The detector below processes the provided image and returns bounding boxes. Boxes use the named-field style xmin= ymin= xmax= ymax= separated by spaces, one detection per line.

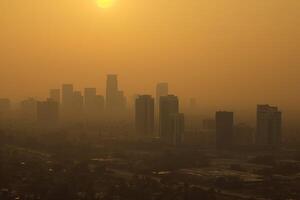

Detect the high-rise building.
xmin=73 ymin=91 xmax=84 ymax=121
xmin=49 ymin=89 xmax=60 ymax=103
xmin=62 ymin=84 xmax=74 ymax=108
xmin=84 ymin=88 xmax=104 ymax=121
xmin=135 ymin=95 xmax=154 ymax=135
xmin=61 ymin=84 xmax=74 ymax=120
xmin=170 ymin=113 xmax=185 ymax=146
xmin=106 ymin=74 xmax=118 ymax=110
xmin=20 ymin=98 xmax=37 ymax=122
xmin=106 ymin=74 xmax=126 ymax=115
xmin=84 ymin=88 xmax=97 ymax=117
xmin=159 ymin=95 xmax=179 ymax=142
xmin=256 ymin=105 xmax=282 ymax=146
xmin=37 ymin=98 xmax=59 ymax=125
xmin=95 ymin=95 xmax=105 ymax=115
xmin=156 ymin=83 xmax=168 ymax=107
xmin=216 ymin=111 xmax=234 ymax=150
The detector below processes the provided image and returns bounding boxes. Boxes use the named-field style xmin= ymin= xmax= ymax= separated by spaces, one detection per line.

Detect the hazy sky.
xmin=0 ymin=0 xmax=300 ymax=109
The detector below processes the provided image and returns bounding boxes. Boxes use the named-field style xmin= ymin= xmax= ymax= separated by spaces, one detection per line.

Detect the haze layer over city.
xmin=1 ymin=0 xmax=300 ymax=107
xmin=1 ymin=0 xmax=300 ymax=200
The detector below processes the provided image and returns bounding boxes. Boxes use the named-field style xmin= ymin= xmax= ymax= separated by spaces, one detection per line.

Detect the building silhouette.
xmin=256 ymin=104 xmax=282 ymax=146
xmin=62 ymin=84 xmax=73 ymax=108
xmin=106 ymin=74 xmax=126 ymax=116
xmin=156 ymin=83 xmax=168 ymax=108
xmin=159 ymin=95 xmax=179 ymax=143
xmin=84 ymin=88 xmax=97 ymax=119
xmin=37 ymin=98 xmax=59 ymax=125
xmin=73 ymin=91 xmax=84 ymax=121
xmin=94 ymin=95 xmax=105 ymax=117
xmin=170 ymin=113 xmax=185 ymax=146
xmin=49 ymin=89 xmax=60 ymax=104
xmin=20 ymin=98 xmax=37 ymax=122
xmin=62 ymin=84 xmax=74 ymax=121
xmin=84 ymin=88 xmax=104 ymax=122
xmin=135 ymin=95 xmax=154 ymax=136
xmin=216 ymin=111 xmax=234 ymax=150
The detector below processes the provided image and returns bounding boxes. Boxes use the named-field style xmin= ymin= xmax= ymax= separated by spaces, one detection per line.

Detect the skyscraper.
xmin=156 ymin=83 xmax=168 ymax=108
xmin=170 ymin=113 xmax=185 ymax=146
xmin=62 ymin=84 xmax=73 ymax=107
xmin=49 ymin=89 xmax=60 ymax=104
xmin=84 ymin=88 xmax=104 ymax=121
xmin=61 ymin=84 xmax=74 ymax=121
xmin=73 ymin=91 xmax=84 ymax=121
xmin=106 ymin=74 xmax=118 ymax=110
xmin=20 ymin=98 xmax=37 ymax=122
xmin=105 ymin=74 xmax=126 ymax=115
xmin=256 ymin=105 xmax=282 ymax=146
xmin=159 ymin=95 xmax=179 ymax=142
xmin=135 ymin=95 xmax=154 ymax=135
xmin=37 ymin=98 xmax=59 ymax=125
xmin=95 ymin=95 xmax=105 ymax=115
xmin=216 ymin=111 xmax=234 ymax=150
xmin=84 ymin=88 xmax=97 ymax=118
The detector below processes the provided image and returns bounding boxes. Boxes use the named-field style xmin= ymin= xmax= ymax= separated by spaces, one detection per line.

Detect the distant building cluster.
xmin=0 ymin=74 xmax=282 ymax=148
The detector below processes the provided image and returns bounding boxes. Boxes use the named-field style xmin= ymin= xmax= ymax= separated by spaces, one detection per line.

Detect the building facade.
xmin=256 ymin=105 xmax=282 ymax=146
xmin=135 ymin=95 xmax=154 ymax=135
xmin=216 ymin=111 xmax=234 ymax=150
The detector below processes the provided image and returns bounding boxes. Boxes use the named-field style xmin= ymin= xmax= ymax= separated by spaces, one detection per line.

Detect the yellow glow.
xmin=96 ymin=0 xmax=114 ymax=8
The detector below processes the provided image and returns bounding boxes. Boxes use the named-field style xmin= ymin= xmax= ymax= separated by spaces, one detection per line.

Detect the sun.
xmin=96 ymin=0 xmax=114 ymax=8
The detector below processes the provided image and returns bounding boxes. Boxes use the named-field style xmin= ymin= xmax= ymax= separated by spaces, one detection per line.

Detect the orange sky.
xmin=0 ymin=0 xmax=300 ymax=109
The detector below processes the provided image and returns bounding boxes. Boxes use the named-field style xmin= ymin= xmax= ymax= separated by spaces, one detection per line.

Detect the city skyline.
xmin=1 ymin=1 xmax=299 ymax=199
xmin=0 ymin=75 xmax=295 ymax=112
xmin=1 ymin=0 xmax=300 ymax=108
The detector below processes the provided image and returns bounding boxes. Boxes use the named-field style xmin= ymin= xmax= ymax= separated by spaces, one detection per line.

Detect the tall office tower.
xmin=95 ymin=95 xmax=105 ymax=115
xmin=170 ymin=113 xmax=185 ymax=146
xmin=117 ymin=90 xmax=127 ymax=110
xmin=135 ymin=95 xmax=155 ymax=136
xmin=73 ymin=91 xmax=84 ymax=121
xmin=256 ymin=105 xmax=282 ymax=146
xmin=84 ymin=88 xmax=104 ymax=121
xmin=216 ymin=111 xmax=234 ymax=150
xmin=106 ymin=74 xmax=118 ymax=110
xmin=37 ymin=98 xmax=59 ymax=125
xmin=61 ymin=84 xmax=74 ymax=117
xmin=20 ymin=98 xmax=37 ymax=122
xmin=156 ymin=83 xmax=168 ymax=107
xmin=84 ymin=88 xmax=97 ymax=119
xmin=106 ymin=74 xmax=126 ymax=115
xmin=49 ymin=89 xmax=60 ymax=103
xmin=159 ymin=95 xmax=179 ymax=142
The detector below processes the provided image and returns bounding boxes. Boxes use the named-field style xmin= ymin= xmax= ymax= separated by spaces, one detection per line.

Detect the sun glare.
xmin=96 ymin=0 xmax=114 ymax=8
